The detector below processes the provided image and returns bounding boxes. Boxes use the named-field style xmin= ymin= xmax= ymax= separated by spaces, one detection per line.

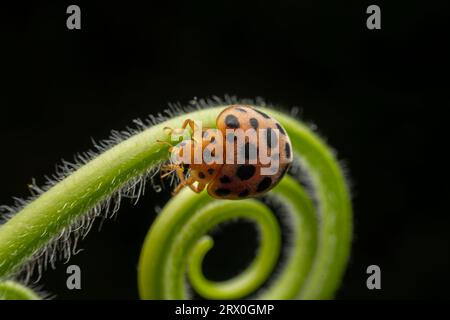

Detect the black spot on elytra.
xmin=266 ymin=128 xmax=278 ymax=149
xmin=219 ymin=175 xmax=232 ymax=183
xmin=235 ymin=107 xmax=247 ymax=112
xmin=257 ymin=177 xmax=272 ymax=192
xmin=225 ymin=114 xmax=240 ymax=128
xmin=198 ymin=172 xmax=206 ymax=179
xmin=285 ymin=142 xmax=291 ymax=159
xmin=254 ymin=109 xmax=271 ymax=119
xmin=238 ymin=189 xmax=250 ymax=197
xmin=276 ymin=123 xmax=286 ymax=135
xmin=207 ymin=168 xmax=215 ymax=175
xmin=210 ymin=136 xmax=216 ymax=143
xmin=250 ymin=118 xmax=259 ymax=130
xmin=236 ymin=164 xmax=256 ymax=180
xmin=215 ymin=188 xmax=231 ymax=196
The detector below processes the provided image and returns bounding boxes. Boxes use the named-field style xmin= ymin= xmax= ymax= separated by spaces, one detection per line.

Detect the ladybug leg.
xmin=188 ymin=181 xmax=206 ymax=193
xmin=160 ymin=164 xmax=181 ymax=187
xmin=156 ymin=140 xmax=174 ymax=152
xmin=174 ymin=164 xmax=187 ymax=181
xmin=172 ymin=183 xmax=185 ymax=195
xmin=158 ymin=123 xmax=180 ymax=145
xmin=181 ymin=119 xmax=197 ymax=131
xmin=166 ymin=119 xmax=205 ymax=145
xmin=163 ymin=119 xmax=197 ymax=137
xmin=181 ymin=119 xmax=204 ymax=145
xmin=163 ymin=120 xmax=196 ymax=145
xmin=173 ymin=176 xmax=197 ymax=195
xmin=167 ymin=164 xmax=194 ymax=195
xmin=161 ymin=163 xmax=183 ymax=178
xmin=162 ymin=126 xmax=175 ymax=136
xmin=172 ymin=172 xmax=206 ymax=195
xmin=160 ymin=167 xmax=175 ymax=179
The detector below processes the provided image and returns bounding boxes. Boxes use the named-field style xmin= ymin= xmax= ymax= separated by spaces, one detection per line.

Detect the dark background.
xmin=1 ymin=0 xmax=449 ymax=299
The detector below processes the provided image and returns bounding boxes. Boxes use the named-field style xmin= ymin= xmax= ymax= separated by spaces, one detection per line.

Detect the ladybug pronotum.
xmin=161 ymin=105 xmax=293 ymax=199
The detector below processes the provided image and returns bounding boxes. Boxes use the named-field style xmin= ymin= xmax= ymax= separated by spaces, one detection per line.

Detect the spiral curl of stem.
xmin=138 ymin=108 xmax=352 ymax=299
xmin=0 ymin=103 xmax=352 ymax=299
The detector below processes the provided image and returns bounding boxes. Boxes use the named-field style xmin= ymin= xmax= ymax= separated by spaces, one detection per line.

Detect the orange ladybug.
xmin=161 ymin=105 xmax=293 ymax=199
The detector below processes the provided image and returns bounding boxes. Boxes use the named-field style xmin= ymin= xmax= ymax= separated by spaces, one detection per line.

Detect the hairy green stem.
xmin=0 ymin=108 xmax=218 ymax=277
xmin=0 ymin=104 xmax=352 ymax=300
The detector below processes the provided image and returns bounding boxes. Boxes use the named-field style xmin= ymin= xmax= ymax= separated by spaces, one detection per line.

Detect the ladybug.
xmin=161 ymin=105 xmax=293 ymax=199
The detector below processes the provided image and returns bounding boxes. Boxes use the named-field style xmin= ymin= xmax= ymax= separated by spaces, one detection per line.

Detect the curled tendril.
xmin=0 ymin=103 xmax=351 ymax=300
xmin=139 ymin=109 xmax=352 ymax=299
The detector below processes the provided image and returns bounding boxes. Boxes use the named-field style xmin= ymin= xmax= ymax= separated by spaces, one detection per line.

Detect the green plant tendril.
xmin=0 ymin=281 xmax=41 ymax=300
xmin=138 ymin=109 xmax=352 ymax=299
xmin=0 ymin=105 xmax=352 ymax=300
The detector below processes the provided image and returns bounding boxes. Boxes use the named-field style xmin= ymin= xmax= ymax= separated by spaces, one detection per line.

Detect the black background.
xmin=1 ymin=0 xmax=449 ymax=299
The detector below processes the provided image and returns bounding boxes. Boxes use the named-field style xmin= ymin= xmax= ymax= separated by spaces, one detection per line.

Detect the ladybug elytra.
xmin=161 ymin=105 xmax=293 ymax=199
